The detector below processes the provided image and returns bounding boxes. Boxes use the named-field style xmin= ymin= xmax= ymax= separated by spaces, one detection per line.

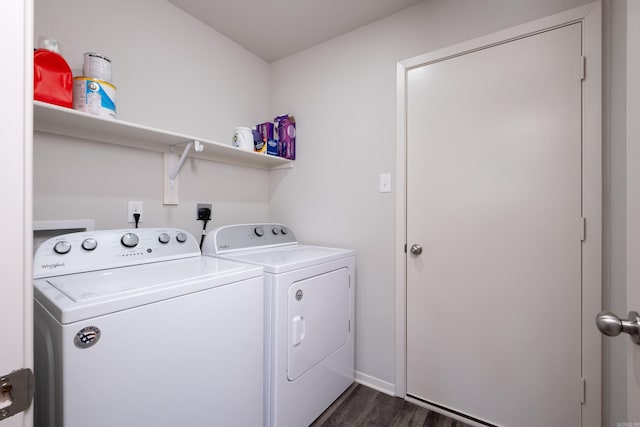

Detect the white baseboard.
xmin=354 ymin=371 xmax=395 ymax=396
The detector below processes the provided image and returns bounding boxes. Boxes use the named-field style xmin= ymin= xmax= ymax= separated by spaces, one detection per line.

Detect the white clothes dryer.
xmin=201 ymin=223 xmax=355 ymax=427
xmin=33 ymin=228 xmax=264 ymax=427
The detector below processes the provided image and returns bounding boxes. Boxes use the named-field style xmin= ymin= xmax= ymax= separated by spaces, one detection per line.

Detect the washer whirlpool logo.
xmin=74 ymin=326 xmax=101 ymax=349
xmin=41 ymin=262 xmax=65 ymax=270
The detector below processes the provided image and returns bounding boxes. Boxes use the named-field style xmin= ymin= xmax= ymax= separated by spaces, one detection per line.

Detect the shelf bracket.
xmin=170 ymin=140 xmax=203 ymax=183
xmin=163 ymin=140 xmax=204 ymax=205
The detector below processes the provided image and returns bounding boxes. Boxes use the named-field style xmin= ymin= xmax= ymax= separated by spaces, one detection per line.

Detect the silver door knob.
xmin=595 ymin=311 xmax=640 ymax=345
xmin=410 ymin=244 xmax=423 ymax=256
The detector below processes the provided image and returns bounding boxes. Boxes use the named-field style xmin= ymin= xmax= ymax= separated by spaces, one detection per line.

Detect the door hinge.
xmin=580 ymin=56 xmax=586 ymax=81
xmin=0 ymin=368 xmax=35 ymax=420
xmin=348 ymin=320 xmax=351 ymax=333
xmin=404 ymin=243 xmax=407 ymax=253
xmin=580 ymin=217 xmax=586 ymax=241
xmin=580 ymin=377 xmax=585 ymax=404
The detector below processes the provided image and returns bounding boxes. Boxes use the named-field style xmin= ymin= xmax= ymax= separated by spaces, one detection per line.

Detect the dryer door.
xmin=287 ymin=267 xmax=350 ymax=381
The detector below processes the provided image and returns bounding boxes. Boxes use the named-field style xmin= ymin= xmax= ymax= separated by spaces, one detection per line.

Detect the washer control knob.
xmin=254 ymin=226 xmax=265 ymax=237
xmin=53 ymin=241 xmax=71 ymax=254
xmin=121 ymin=233 xmax=139 ymax=248
xmin=272 ymin=227 xmax=280 ymax=235
xmin=281 ymin=227 xmax=289 ymax=235
xmin=158 ymin=233 xmax=170 ymax=244
xmin=81 ymin=238 xmax=98 ymax=251
xmin=176 ymin=232 xmax=188 ymax=243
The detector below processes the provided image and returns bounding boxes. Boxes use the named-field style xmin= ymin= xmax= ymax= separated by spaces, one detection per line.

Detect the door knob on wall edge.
xmin=410 ymin=244 xmax=423 ymax=256
xmin=595 ymin=311 xmax=640 ymax=345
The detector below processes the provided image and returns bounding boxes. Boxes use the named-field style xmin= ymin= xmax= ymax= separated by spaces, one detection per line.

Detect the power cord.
xmin=133 ymin=213 xmax=141 ymax=229
xmin=197 ymin=207 xmax=212 ymax=249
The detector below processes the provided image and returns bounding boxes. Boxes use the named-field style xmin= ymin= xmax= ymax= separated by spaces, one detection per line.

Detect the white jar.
xmin=232 ymin=127 xmax=254 ymax=151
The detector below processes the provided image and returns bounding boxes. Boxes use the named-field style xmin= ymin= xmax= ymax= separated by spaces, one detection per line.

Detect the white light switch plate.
xmin=379 ymin=173 xmax=391 ymax=193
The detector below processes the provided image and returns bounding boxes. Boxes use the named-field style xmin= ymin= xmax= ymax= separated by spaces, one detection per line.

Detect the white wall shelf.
xmin=33 ymin=100 xmax=293 ymax=170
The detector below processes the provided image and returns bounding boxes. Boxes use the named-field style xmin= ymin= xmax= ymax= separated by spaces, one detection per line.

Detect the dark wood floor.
xmin=310 ymin=384 xmax=474 ymax=427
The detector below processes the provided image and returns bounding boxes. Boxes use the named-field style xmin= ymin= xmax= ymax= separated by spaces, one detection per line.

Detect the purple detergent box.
xmin=256 ymin=122 xmax=274 ymax=154
xmin=274 ymin=114 xmax=296 ymax=160
xmin=253 ymin=128 xmax=266 ymax=153
xmin=257 ymin=122 xmax=274 ymax=141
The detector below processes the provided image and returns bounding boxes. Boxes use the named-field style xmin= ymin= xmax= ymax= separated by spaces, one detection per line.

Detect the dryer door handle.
xmin=292 ymin=315 xmax=306 ymax=347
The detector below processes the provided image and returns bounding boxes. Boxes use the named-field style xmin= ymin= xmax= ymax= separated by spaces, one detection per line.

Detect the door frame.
xmin=627 ymin=0 xmax=640 ymax=421
xmin=394 ymin=2 xmax=602 ymax=425
xmin=0 ymin=0 xmax=34 ymax=425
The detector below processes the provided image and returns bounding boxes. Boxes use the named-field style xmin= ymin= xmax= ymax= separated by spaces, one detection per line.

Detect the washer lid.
xmin=34 ymin=256 xmax=263 ymax=324
xmin=219 ymin=245 xmax=354 ymax=274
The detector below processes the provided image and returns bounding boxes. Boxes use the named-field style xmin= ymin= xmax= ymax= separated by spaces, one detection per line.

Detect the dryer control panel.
xmin=204 ymin=223 xmax=298 ymax=255
xmin=34 ymin=228 xmax=200 ymax=279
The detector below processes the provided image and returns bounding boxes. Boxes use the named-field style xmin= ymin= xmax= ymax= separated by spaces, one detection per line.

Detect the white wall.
xmin=34 ymin=0 xmax=270 ymax=140
xmin=33 ymin=0 xmax=273 ymax=239
xmin=33 ymin=132 xmax=271 ymax=239
xmin=269 ymin=0 xmax=597 ymax=391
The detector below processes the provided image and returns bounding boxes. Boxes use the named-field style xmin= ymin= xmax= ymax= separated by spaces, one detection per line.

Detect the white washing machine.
xmin=201 ymin=223 xmax=355 ymax=427
xmin=33 ymin=228 xmax=265 ymax=427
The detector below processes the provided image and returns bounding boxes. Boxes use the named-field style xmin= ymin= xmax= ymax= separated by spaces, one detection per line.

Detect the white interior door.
xmin=405 ymin=24 xmax=583 ymax=426
xmin=0 ymin=0 xmax=33 ymax=426
xmin=627 ymin=0 xmax=640 ymax=422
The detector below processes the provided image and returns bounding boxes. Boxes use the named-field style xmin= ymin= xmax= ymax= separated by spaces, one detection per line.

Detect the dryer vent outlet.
xmin=197 ymin=203 xmax=212 ymax=220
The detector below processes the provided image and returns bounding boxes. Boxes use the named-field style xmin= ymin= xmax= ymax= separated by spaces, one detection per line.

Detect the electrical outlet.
xmin=128 ymin=201 xmax=143 ymax=223
xmin=197 ymin=203 xmax=212 ymax=220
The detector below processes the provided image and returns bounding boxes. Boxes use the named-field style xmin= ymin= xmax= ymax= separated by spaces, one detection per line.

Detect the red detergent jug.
xmin=34 ymin=48 xmax=73 ymax=108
